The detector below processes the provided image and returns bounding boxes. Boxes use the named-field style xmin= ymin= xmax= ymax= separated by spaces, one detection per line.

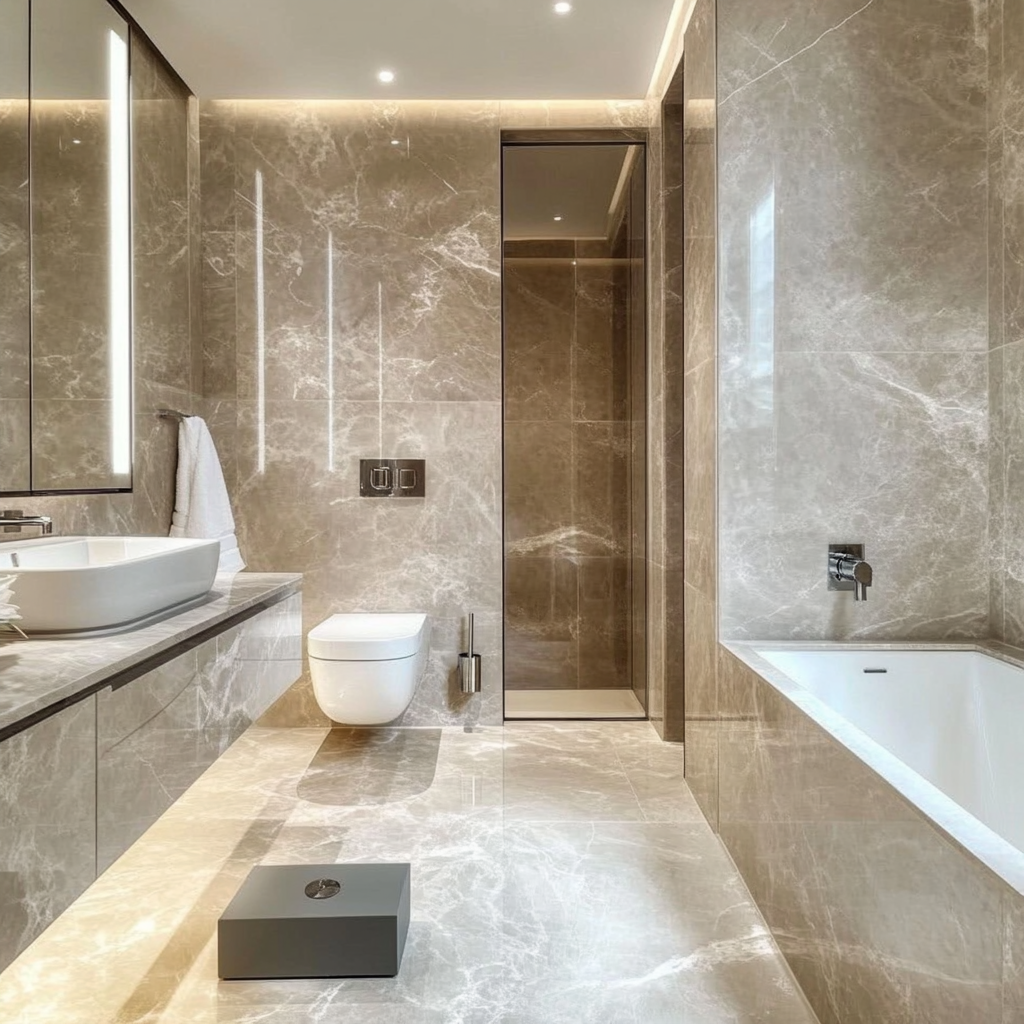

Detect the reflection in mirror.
xmin=0 ymin=1 xmax=30 ymax=493
xmin=30 ymin=0 xmax=131 ymax=492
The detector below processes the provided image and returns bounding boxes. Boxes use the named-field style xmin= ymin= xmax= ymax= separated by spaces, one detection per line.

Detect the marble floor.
xmin=0 ymin=721 xmax=817 ymax=1024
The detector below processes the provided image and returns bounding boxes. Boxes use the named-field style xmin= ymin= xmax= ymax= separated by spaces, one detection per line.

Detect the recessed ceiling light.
xmin=553 ymin=215 xmax=563 ymax=221
xmin=554 ymin=2 xmax=573 ymax=14
xmin=72 ymin=138 xmax=82 ymax=145
xmin=390 ymin=139 xmax=402 ymax=146
xmin=378 ymin=69 xmax=395 ymax=84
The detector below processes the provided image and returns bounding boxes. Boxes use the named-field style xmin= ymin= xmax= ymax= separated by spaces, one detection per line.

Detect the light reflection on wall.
xmin=748 ymin=183 xmax=776 ymax=429
xmin=255 ymin=169 xmax=266 ymax=475
xmin=108 ymin=28 xmax=130 ymax=476
xmin=327 ymin=230 xmax=335 ymax=472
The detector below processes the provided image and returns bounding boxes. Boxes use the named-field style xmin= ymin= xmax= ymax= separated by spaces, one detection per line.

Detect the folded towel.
xmin=170 ymin=417 xmax=245 ymax=573
xmin=0 ymin=576 xmax=19 ymax=620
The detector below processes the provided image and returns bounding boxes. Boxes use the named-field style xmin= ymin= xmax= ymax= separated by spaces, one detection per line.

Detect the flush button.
xmin=360 ymin=459 xmax=426 ymax=498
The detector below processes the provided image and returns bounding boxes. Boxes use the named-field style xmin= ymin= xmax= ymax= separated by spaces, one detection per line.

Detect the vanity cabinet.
xmin=0 ymin=699 xmax=97 ymax=969
xmin=96 ymin=594 xmax=302 ymax=872
xmin=0 ymin=586 xmax=302 ymax=972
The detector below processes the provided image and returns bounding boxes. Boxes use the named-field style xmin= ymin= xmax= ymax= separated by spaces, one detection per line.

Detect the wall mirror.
xmin=0 ymin=0 xmax=132 ymax=496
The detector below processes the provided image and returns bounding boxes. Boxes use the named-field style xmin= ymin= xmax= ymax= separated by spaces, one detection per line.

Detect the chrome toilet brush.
xmin=459 ymin=612 xmax=481 ymax=694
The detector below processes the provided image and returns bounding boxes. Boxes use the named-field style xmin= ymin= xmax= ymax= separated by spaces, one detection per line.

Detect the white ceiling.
xmin=503 ymin=145 xmax=635 ymax=240
xmin=120 ymin=0 xmax=677 ymax=100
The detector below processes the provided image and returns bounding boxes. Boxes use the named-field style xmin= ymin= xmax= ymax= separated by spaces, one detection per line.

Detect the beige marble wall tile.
xmin=718 ymin=0 xmax=989 ymax=642
xmin=0 ymin=33 xmax=30 ymax=494
xmin=0 ymin=400 xmax=30 ymax=494
xmin=505 ymin=556 xmax=578 ymax=690
xmin=722 ymin=350 xmax=988 ymax=640
xmin=202 ymin=101 xmax=504 ymax=726
xmin=577 ymin=556 xmax=629 ymax=688
xmin=503 ymin=262 xmax=574 ymax=422
xmin=573 ymin=263 xmax=628 ymax=422
xmin=505 ymin=420 xmax=573 ymax=558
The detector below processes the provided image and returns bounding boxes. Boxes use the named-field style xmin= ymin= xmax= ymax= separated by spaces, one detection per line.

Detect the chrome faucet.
xmin=828 ymin=545 xmax=872 ymax=602
xmin=0 ymin=510 xmax=54 ymax=536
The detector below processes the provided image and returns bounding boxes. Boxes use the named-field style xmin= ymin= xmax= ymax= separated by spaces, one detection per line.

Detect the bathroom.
xmin=0 ymin=0 xmax=1020 ymax=1020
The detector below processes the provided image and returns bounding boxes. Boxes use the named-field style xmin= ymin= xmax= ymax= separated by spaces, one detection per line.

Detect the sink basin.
xmin=0 ymin=536 xmax=221 ymax=636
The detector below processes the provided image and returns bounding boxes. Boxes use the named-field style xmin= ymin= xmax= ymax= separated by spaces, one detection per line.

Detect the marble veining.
xmin=201 ymin=100 xmax=505 ymax=728
xmin=0 ymin=699 xmax=95 ymax=973
xmin=503 ymin=236 xmax=642 ymax=693
xmin=717 ymin=0 xmax=990 ymax=642
xmin=96 ymin=593 xmax=302 ymax=873
xmin=0 ymin=572 xmax=300 ymax=735
xmin=0 ymin=721 xmax=816 ymax=1023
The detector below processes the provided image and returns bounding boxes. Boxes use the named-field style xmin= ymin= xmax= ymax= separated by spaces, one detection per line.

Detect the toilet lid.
xmin=308 ymin=613 xmax=428 ymax=661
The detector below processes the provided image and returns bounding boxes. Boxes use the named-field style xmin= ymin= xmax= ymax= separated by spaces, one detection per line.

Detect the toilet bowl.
xmin=308 ymin=613 xmax=431 ymax=725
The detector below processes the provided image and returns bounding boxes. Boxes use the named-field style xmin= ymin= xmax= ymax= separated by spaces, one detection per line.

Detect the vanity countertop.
xmin=0 ymin=572 xmax=302 ymax=737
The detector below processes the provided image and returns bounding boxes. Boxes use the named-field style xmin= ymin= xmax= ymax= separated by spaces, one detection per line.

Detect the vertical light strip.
xmin=326 ymin=231 xmax=335 ymax=471
xmin=255 ymin=170 xmax=266 ymax=474
xmin=108 ymin=29 xmax=131 ymax=476
xmin=377 ymin=280 xmax=384 ymax=458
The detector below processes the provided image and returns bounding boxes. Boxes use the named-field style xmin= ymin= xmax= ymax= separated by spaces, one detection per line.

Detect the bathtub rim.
xmin=725 ymin=639 xmax=1024 ymax=899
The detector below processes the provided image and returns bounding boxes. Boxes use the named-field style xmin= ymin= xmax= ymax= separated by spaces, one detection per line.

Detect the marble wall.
xmin=199 ymin=100 xmax=649 ymax=727
xmin=990 ymin=0 xmax=1024 ymax=646
xmin=716 ymin=645 xmax=1024 ymax=1023
xmin=0 ymin=2 xmax=29 ymax=493
xmin=26 ymin=31 xmax=201 ymax=534
xmin=680 ymin=0 xmax=718 ymax=813
xmin=503 ymin=238 xmax=635 ymax=692
xmin=645 ymin=18 xmax=690 ymax=741
xmin=717 ymin=0 xmax=990 ymax=642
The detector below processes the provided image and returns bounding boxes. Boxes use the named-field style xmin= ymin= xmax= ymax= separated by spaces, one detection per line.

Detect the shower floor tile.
xmin=0 ymin=722 xmax=818 ymax=1024
xmin=505 ymin=687 xmax=646 ymax=719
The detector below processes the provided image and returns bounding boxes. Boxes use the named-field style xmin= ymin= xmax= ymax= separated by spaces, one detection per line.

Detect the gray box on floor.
xmin=218 ymin=863 xmax=411 ymax=979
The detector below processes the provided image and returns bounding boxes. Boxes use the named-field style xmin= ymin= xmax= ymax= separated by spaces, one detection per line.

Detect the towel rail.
xmin=157 ymin=408 xmax=191 ymax=421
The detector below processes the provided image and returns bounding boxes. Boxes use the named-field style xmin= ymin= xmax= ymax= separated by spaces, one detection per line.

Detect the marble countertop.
xmin=0 ymin=572 xmax=302 ymax=737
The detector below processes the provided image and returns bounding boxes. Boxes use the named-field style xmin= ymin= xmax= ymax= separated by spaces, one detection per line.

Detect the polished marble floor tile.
xmin=0 ymin=722 xmax=816 ymax=1024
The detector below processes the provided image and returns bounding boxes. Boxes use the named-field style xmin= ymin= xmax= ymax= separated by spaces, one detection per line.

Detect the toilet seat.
xmin=308 ymin=613 xmax=427 ymax=662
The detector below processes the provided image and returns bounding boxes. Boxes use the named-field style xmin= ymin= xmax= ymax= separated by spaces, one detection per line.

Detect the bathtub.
xmin=714 ymin=643 xmax=1024 ymax=1022
xmin=745 ymin=644 xmax=1024 ymax=894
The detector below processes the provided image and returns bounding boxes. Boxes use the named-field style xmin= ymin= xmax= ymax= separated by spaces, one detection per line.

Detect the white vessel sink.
xmin=0 ymin=536 xmax=221 ymax=636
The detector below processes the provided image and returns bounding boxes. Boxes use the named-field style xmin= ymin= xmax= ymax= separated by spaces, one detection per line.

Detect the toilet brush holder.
xmin=458 ymin=652 xmax=481 ymax=694
xmin=459 ymin=612 xmax=481 ymax=694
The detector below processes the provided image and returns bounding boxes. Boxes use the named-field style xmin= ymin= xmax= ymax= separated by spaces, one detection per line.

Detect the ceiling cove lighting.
xmin=554 ymin=2 xmax=573 ymax=14
xmin=108 ymin=28 xmax=131 ymax=478
xmin=377 ymin=69 xmax=395 ymax=84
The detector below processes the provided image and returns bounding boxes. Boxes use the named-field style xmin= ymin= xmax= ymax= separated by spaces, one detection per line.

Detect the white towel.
xmin=170 ymin=417 xmax=245 ymax=573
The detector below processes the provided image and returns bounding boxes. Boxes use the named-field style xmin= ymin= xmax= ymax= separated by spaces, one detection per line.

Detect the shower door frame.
xmin=499 ymin=128 xmax=651 ymax=722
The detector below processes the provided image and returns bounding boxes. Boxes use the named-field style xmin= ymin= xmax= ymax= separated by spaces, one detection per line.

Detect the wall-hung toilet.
xmin=308 ymin=613 xmax=431 ymax=725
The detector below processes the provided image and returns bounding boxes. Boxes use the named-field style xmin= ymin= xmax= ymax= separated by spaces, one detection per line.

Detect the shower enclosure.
xmin=501 ymin=136 xmax=647 ymax=720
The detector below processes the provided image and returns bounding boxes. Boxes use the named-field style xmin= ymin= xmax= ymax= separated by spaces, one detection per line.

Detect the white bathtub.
xmin=747 ymin=645 xmax=1024 ymax=893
